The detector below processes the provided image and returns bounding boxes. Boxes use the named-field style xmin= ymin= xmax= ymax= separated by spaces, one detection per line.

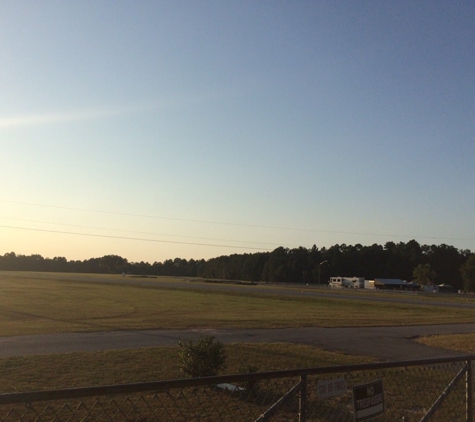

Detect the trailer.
xmin=364 ymin=279 xmax=375 ymax=289
xmin=328 ymin=277 xmax=364 ymax=289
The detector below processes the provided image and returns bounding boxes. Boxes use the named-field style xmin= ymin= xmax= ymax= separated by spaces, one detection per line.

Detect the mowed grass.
xmin=416 ymin=333 xmax=475 ymax=353
xmin=0 ymin=271 xmax=472 ymax=396
xmin=1 ymin=271 xmax=475 ymax=336
xmin=0 ymin=343 xmax=374 ymax=393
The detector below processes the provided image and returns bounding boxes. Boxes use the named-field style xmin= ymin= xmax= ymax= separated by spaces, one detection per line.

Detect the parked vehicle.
xmin=328 ymin=277 xmax=364 ymax=288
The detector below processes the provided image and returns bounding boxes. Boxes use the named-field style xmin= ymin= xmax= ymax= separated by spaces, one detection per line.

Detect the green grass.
xmin=1 ymin=271 xmax=475 ymax=336
xmin=0 ymin=343 xmax=374 ymax=393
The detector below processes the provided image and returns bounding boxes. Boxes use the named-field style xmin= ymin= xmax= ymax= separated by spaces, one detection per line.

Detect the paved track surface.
xmin=1 ymin=323 xmax=474 ymax=361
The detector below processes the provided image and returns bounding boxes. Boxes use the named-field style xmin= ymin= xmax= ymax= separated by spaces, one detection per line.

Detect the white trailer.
xmin=329 ymin=277 xmax=364 ymax=289
xmin=364 ymin=279 xmax=375 ymax=289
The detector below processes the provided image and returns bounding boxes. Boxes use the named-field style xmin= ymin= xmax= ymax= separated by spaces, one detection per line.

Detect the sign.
xmin=353 ymin=379 xmax=384 ymax=421
xmin=317 ymin=377 xmax=347 ymax=399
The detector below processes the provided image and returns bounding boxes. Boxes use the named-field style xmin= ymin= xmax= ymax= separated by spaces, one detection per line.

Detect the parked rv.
xmin=329 ymin=277 xmax=364 ymax=289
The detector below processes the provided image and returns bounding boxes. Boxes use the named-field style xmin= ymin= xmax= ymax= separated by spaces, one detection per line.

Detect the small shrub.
xmin=178 ymin=335 xmax=227 ymax=378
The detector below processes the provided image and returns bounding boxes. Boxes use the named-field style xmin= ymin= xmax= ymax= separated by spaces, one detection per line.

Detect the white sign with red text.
xmin=317 ymin=377 xmax=348 ymax=399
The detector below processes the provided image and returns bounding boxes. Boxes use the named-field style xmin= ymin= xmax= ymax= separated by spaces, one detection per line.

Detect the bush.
xmin=178 ymin=335 xmax=227 ymax=378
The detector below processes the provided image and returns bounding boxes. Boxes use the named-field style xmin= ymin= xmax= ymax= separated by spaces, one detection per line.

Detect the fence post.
xmin=467 ymin=357 xmax=473 ymax=422
xmin=299 ymin=374 xmax=307 ymax=422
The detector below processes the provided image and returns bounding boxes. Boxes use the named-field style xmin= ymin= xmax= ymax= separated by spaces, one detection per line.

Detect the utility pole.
xmin=318 ymin=260 xmax=328 ymax=285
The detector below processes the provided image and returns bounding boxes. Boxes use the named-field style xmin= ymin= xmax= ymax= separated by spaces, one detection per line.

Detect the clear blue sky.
xmin=1 ymin=1 xmax=474 ymax=263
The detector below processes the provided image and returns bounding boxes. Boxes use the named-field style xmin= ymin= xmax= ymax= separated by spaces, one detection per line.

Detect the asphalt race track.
xmin=1 ymin=324 xmax=474 ymax=361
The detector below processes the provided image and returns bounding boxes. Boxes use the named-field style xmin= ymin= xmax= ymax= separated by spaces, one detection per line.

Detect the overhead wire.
xmin=0 ymin=216 xmax=293 ymax=247
xmin=1 ymin=199 xmax=474 ymax=243
xmin=0 ymin=225 xmax=274 ymax=251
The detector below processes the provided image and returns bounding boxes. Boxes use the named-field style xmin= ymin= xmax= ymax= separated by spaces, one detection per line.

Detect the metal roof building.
xmin=374 ymin=278 xmax=419 ymax=291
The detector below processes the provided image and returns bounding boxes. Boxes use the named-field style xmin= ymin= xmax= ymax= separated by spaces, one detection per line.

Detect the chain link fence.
xmin=0 ymin=355 xmax=472 ymax=421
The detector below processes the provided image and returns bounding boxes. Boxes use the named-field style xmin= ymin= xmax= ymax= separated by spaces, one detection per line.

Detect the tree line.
xmin=1 ymin=240 xmax=475 ymax=291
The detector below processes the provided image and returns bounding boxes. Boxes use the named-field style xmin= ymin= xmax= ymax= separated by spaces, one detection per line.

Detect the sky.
xmin=1 ymin=1 xmax=474 ymax=263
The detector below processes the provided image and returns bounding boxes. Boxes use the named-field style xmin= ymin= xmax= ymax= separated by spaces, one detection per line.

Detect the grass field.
xmin=1 ymin=271 xmax=474 ymax=396
xmin=1 ymin=271 xmax=475 ymax=336
xmin=0 ymin=343 xmax=374 ymax=393
xmin=0 ymin=271 xmax=380 ymax=393
xmin=416 ymin=333 xmax=475 ymax=353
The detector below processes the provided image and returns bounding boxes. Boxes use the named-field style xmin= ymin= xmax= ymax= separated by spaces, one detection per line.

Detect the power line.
xmin=1 ymin=199 xmax=474 ymax=243
xmin=0 ymin=225 xmax=274 ymax=251
xmin=0 ymin=216 xmax=293 ymax=247
xmin=1 ymin=200 xmax=284 ymax=229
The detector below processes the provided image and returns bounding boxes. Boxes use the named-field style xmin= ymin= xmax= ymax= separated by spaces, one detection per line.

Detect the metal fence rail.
xmin=0 ymin=355 xmax=472 ymax=421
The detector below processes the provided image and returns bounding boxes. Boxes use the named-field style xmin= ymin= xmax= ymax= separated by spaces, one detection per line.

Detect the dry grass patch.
xmin=0 ymin=343 xmax=373 ymax=393
xmin=416 ymin=333 xmax=475 ymax=353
